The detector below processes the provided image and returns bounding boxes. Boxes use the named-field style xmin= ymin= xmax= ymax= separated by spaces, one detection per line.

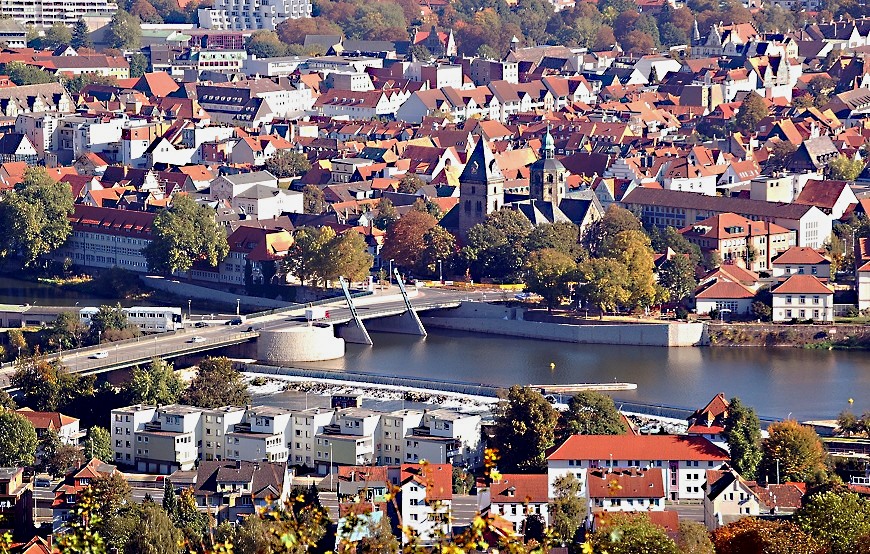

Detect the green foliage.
xmin=124 ymin=502 xmax=183 ymax=554
xmin=84 ymin=426 xmax=113 ymax=462
xmin=397 ymin=173 xmax=425 ymax=193
xmin=549 ymin=473 xmax=585 ymax=544
xmin=181 ymin=356 xmax=250 ymax=409
xmin=246 ymin=30 xmax=288 ymax=58
xmin=761 ymin=419 xmax=829 ymax=484
xmin=0 ymin=166 xmax=74 ymax=266
xmin=491 ymin=385 xmax=560 ymax=472
xmin=71 ymin=18 xmax=92 ymax=49
xmin=590 ymin=512 xmax=679 ymax=553
xmin=577 ymin=257 xmax=631 ymax=316
xmin=38 ymin=429 xmax=83 ymax=476
xmin=525 ymin=248 xmax=576 ymax=310
xmin=752 ymin=300 xmax=772 ymax=321
xmin=128 ymin=52 xmax=149 ymax=78
xmin=127 ymin=357 xmax=184 ymax=406
xmin=107 ymin=10 xmax=141 ymax=50
xmin=794 ymin=489 xmax=870 ymax=554
xmin=46 ymin=311 xmax=88 ymax=350
xmin=828 ymin=156 xmax=865 ymax=181
xmin=411 ymin=197 xmax=443 ymax=220
xmin=64 ymin=73 xmax=115 ymax=94
xmin=658 ymin=255 xmax=697 ymax=303
xmin=381 ymin=210 xmax=438 ymax=272
xmin=302 ymin=184 xmax=326 ymax=215
xmin=600 ymin=230 xmax=658 ymax=309
xmin=43 ymin=22 xmax=73 ymax=49
xmin=463 ymin=209 xmax=533 ymax=282
xmin=525 ymin=222 xmax=583 ymax=260
xmin=583 ymin=205 xmax=643 ymax=257
xmin=736 ymin=91 xmax=769 ymax=133
xmin=12 ymin=355 xmax=95 ymax=412
xmin=676 ymin=520 xmax=715 ymax=554
xmin=329 ymin=230 xmax=374 ymax=282
xmin=145 ymin=194 xmax=229 ymax=275
xmin=562 ymin=391 xmax=627 ymax=437
xmin=54 ymin=487 xmax=107 ymax=554
xmin=264 ymin=150 xmax=311 ymax=179
xmin=373 ymin=197 xmax=399 ymax=230
xmin=420 ymin=225 xmax=457 ymax=278
xmin=4 ymin=61 xmax=55 ymax=85
xmin=647 ymin=225 xmax=701 ymax=267
xmin=0 ymin=410 xmax=37 ymax=466
xmin=452 ymin=467 xmax=473 ymax=494
xmin=723 ymin=397 xmax=763 ymax=480
xmin=88 ymin=303 xmax=134 ymax=343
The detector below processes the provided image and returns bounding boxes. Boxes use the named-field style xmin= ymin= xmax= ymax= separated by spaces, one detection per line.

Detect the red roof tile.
xmin=772 ymin=274 xmax=832 ymax=295
xmin=489 ymin=474 xmax=549 ymax=504
xmin=586 ymin=468 xmax=665 ymax=499
xmin=772 ymin=246 xmax=830 ymax=266
xmin=548 ymin=435 xmax=729 ymax=462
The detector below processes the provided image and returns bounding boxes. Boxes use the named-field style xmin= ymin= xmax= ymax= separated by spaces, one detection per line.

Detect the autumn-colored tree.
xmin=590 ymin=513 xmax=679 ymax=554
xmin=794 ymin=489 xmax=870 ymax=554
xmin=676 ymin=520 xmax=714 ymax=554
xmin=577 ymin=257 xmax=631 ymax=317
xmin=525 ymin=249 xmax=577 ymax=311
xmin=736 ymin=91 xmax=769 ymax=133
xmin=276 ymin=17 xmax=342 ymax=46
xmin=380 ymin=211 xmax=437 ymax=272
xmin=397 ymin=174 xmax=425 ymax=194
xmin=712 ymin=517 xmax=825 ymax=554
xmin=828 ymin=156 xmax=865 ymax=181
xmin=622 ymin=30 xmax=655 ymax=54
xmin=760 ymin=419 xmax=829 ymax=484
xmin=601 ymin=229 xmax=658 ymax=309
xmin=583 ymin=205 xmax=643 ymax=256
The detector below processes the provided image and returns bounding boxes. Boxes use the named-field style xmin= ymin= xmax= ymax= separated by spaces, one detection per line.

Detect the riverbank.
xmin=707 ymin=323 xmax=870 ymax=348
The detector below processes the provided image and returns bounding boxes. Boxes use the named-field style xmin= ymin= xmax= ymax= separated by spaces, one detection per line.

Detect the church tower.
xmin=529 ymin=127 xmax=568 ymax=203
xmin=458 ymin=137 xmax=505 ymax=237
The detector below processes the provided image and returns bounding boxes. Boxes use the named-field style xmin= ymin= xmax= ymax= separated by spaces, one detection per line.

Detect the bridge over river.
xmin=0 ymin=286 xmax=486 ymax=389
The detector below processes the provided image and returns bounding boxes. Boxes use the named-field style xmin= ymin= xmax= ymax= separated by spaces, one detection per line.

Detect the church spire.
xmin=542 ymin=124 xmax=555 ymax=160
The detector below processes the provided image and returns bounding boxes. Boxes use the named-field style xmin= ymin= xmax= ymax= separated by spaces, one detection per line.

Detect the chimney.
xmin=236 ymin=459 xmax=242 ymax=469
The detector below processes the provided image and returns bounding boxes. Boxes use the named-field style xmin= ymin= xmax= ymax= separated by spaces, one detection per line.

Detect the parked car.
xmin=90 ymin=351 xmax=109 ymax=359
xmin=195 ymin=321 xmax=208 ymax=328
xmin=226 ymin=318 xmax=244 ymax=325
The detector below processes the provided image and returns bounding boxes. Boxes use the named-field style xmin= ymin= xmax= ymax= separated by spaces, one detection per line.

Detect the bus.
xmin=79 ymin=307 xmax=184 ymax=333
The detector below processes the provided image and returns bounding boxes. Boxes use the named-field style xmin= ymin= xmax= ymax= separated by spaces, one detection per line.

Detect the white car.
xmin=90 ymin=351 xmax=109 ymax=359
xmin=188 ymin=336 xmax=206 ymax=343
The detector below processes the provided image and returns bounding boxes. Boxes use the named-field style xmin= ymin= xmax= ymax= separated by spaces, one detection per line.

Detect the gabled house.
xmin=477 ymin=474 xmax=549 ymax=535
xmin=399 ymin=463 xmax=452 ymax=545
xmin=51 ymin=458 xmax=117 ymax=531
xmin=686 ymin=393 xmax=730 ymax=449
xmin=771 ymin=274 xmax=834 ymax=322
xmin=771 ymin=246 xmax=832 ymax=280
xmin=15 ymin=408 xmax=83 ymax=445
xmin=703 ymin=467 xmax=804 ymax=530
xmin=694 ymin=279 xmax=756 ymax=317
xmin=793 ymin=179 xmax=858 ymax=220
xmin=587 ymin=467 xmax=666 ymax=514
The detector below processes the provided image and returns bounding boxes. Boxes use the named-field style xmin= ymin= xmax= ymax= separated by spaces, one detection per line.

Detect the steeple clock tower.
xmin=458 ymin=137 xmax=505 ymax=237
xmin=529 ymin=126 xmax=568 ymax=203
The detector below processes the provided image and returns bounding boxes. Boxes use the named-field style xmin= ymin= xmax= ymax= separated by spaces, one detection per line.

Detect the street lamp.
xmin=188 ymin=299 xmax=192 ymax=321
xmin=388 ymin=259 xmax=394 ymax=285
xmin=236 ymin=299 xmax=240 ymax=316
xmin=438 ymin=259 xmax=443 ymax=283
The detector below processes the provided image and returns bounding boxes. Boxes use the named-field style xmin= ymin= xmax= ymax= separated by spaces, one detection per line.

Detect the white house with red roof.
xmin=547 ymin=435 xmax=729 ymax=501
xmin=686 ymin=393 xmax=730 ymax=450
xmin=771 ymin=246 xmax=832 ymax=280
xmin=477 ymin=474 xmax=549 ymax=534
xmin=586 ymin=467 xmax=666 ymax=513
xmin=771 ymin=274 xmax=834 ymax=322
xmin=399 ymin=463 xmax=452 ymax=545
xmin=52 ymin=458 xmax=118 ymax=531
xmin=16 ymin=408 xmax=83 ymax=445
xmin=703 ymin=467 xmax=805 ymax=530
xmin=679 ymin=212 xmax=793 ymax=273
xmin=694 ymin=278 xmax=756 ymax=316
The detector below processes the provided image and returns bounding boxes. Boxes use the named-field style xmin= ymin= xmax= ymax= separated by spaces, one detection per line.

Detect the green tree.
xmin=420 ymin=225 xmax=456 ymax=278
xmin=452 ymin=467 xmax=473 ymax=494
xmin=124 ymin=502 xmax=183 ymax=554
xmin=590 ymin=513 xmax=679 ymax=554
xmin=601 ymin=229 xmax=658 ymax=309
xmin=144 ymin=194 xmax=229 ymax=276
xmin=12 ymin=355 xmax=94 ymax=412
xmin=88 ymin=303 xmax=132 ymax=343
xmin=411 ymin=197 xmax=443 ymax=220
xmin=549 ymin=473 xmax=585 ymax=545
xmin=46 ymin=311 xmax=87 ymax=350
xmin=658 ymin=255 xmax=697 ymax=303
xmin=246 ymin=30 xmax=288 ymax=58
xmin=106 ymin=10 xmax=141 ymax=50
xmin=524 ymin=248 xmax=576 ymax=311
xmin=329 ymin=230 xmax=374 ymax=283
xmin=265 ymin=150 xmax=311 ymax=179
xmin=181 ymin=356 xmax=250 ymax=409
xmin=302 ymin=184 xmax=325 ymax=214
xmin=39 ymin=429 xmax=83 ymax=476
xmin=0 ymin=390 xmax=15 ymax=410
xmin=126 ymin=357 xmax=183 ymax=406
xmin=83 ymin=426 xmax=113 ymax=462
xmin=0 ymin=166 xmax=74 ymax=267
xmin=712 ymin=517 xmax=826 ymax=554
xmin=583 ymin=205 xmax=643 ymax=256
xmin=491 ymin=385 xmax=559 ymax=472
xmin=380 ymin=210 xmax=437 ymax=272
xmin=577 ymin=257 xmax=631 ymax=317
xmin=356 ymin=513 xmax=399 ymax=554
xmin=828 ymin=156 xmax=865 ymax=181
xmin=397 ymin=173 xmax=425 ymax=194
xmin=283 ymin=226 xmax=328 ymax=286
xmin=128 ymin=53 xmax=148 ymax=78
xmin=166 ymin=488 xmax=208 ymax=551
xmin=794 ymin=489 xmax=870 ymax=554
xmin=463 ymin=209 xmax=533 ymax=282
xmin=43 ymin=22 xmax=73 ymax=49
xmin=760 ymin=419 xmax=828 ymax=484
xmin=4 ymin=61 xmax=55 ymax=85
xmin=723 ymin=397 xmax=763 ymax=480
xmin=64 ymin=73 xmax=115 ymax=94
xmin=562 ymin=391 xmax=626 ymax=437
xmin=373 ymin=197 xmax=399 ymax=231
xmin=0 ymin=410 xmax=37 ymax=466
xmin=71 ymin=18 xmax=92 ymax=49
xmin=676 ymin=520 xmax=715 ymax=554
xmin=736 ymin=91 xmax=769 ymax=133
xmin=525 ymin=221 xmax=583 ymax=259
xmin=54 ymin=486 xmax=107 ymax=554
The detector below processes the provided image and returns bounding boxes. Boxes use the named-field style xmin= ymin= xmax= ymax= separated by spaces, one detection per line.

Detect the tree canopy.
xmin=760 ymin=419 xmax=828 ymax=484
xmin=106 ymin=9 xmax=142 ymax=50
xmin=490 ymin=385 xmax=559 ymax=472
xmin=723 ymin=397 xmax=763 ymax=480
xmin=181 ymin=356 xmax=250 ymax=409
xmin=264 ymin=150 xmax=311 ymax=179
xmin=126 ymin=357 xmax=184 ymax=406
xmin=144 ymin=194 xmax=229 ymax=275
xmin=0 ymin=410 xmax=37 ymax=466
xmin=525 ymin=249 xmax=577 ymax=311
xmin=561 ymin=391 xmax=627 ymax=437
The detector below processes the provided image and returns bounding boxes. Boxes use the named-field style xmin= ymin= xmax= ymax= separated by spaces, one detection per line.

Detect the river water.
xmin=285 ymin=328 xmax=870 ymax=421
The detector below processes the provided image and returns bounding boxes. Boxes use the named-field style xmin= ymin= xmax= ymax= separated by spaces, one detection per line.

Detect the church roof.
xmin=459 ymin=137 xmax=504 ymax=184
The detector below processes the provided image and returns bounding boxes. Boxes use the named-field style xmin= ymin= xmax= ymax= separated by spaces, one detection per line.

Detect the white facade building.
xmin=197 ymin=0 xmax=310 ymax=31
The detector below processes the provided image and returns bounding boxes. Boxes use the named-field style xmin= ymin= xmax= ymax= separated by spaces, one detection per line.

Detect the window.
xmin=786 ymin=295 xmax=792 ymax=304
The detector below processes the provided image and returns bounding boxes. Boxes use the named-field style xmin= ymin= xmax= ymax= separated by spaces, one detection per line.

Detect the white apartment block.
xmin=136 ymin=405 xmax=202 ymax=474
xmin=197 ymin=0 xmax=311 ymax=31
xmin=378 ymin=409 xmax=424 ymax=466
xmin=15 ymin=112 xmax=60 ymax=163
xmin=290 ymin=408 xmax=333 ymax=467
xmin=404 ymin=409 xmax=483 ymax=467
xmin=111 ymin=404 xmax=156 ymax=467
xmin=201 ymin=407 xmax=246 ymax=461
xmin=0 ymin=0 xmax=117 ymax=26
xmin=227 ymin=406 xmax=292 ymax=463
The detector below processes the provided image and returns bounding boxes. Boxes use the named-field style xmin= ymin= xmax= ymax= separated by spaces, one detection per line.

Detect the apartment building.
xmin=135 ymin=405 xmax=202 ymax=474
xmin=289 ymin=408 xmax=333 ymax=468
xmin=405 ymin=409 xmax=483 ymax=467
xmin=0 ymin=0 xmax=117 ymax=26
xmin=201 ymin=406 xmax=246 ymax=461
xmin=226 ymin=406 xmax=292 ymax=463
xmin=111 ymin=404 xmax=157 ymax=467
xmin=315 ymin=408 xmax=380 ymax=472
xmin=379 ymin=409 xmax=424 ymax=465
xmin=197 ymin=0 xmax=311 ymax=31
xmin=0 ymin=468 xmax=32 ymax=540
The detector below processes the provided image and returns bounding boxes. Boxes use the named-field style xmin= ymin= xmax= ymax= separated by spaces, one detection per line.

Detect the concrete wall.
xmin=141 ymin=275 xmax=296 ymax=310
xmin=421 ymin=316 xmax=706 ymax=347
xmin=257 ymin=326 xmax=345 ymax=362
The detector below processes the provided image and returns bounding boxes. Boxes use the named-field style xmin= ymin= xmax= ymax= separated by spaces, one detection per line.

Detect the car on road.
xmin=90 ymin=351 xmax=109 ymax=359
xmin=194 ymin=321 xmax=208 ymax=328
xmin=188 ymin=336 xmax=206 ymax=343
xmin=226 ymin=317 xmax=244 ymax=325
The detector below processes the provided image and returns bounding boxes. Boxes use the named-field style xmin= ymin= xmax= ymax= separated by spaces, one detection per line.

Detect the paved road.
xmin=0 ymin=286 xmax=487 ymax=389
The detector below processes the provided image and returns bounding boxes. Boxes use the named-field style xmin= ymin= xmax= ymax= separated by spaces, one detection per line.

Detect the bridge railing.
xmin=246 ymin=290 xmax=373 ymax=320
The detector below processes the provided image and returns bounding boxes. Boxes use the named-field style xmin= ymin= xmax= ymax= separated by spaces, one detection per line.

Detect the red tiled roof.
xmin=687 ymin=424 xmax=725 ymax=435
xmin=548 ymin=435 xmax=729 ymax=462
xmin=772 ymin=246 xmax=830 ymax=266
xmin=15 ymin=407 xmax=77 ymax=430
xmin=489 ymin=474 xmax=549 ymax=504
xmin=695 ymin=280 xmax=755 ymax=300
xmin=401 ymin=463 xmax=452 ymax=501
xmin=586 ymin=468 xmax=665 ymax=499
xmin=772 ymin=274 xmax=832 ymax=295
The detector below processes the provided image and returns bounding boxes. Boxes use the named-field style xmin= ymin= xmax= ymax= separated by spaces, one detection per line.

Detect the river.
xmin=282 ymin=328 xmax=870 ymax=421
